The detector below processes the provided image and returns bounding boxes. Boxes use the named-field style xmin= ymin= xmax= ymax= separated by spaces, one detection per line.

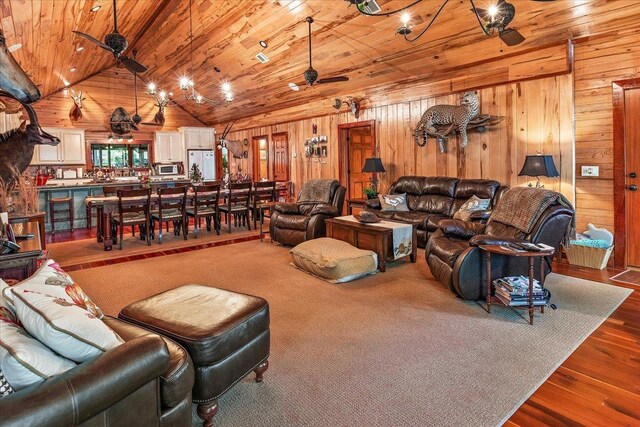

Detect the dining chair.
xmin=86 ymin=185 xmax=135 ymax=231
xmin=151 ymin=186 xmax=188 ymax=244
xmin=113 ymin=188 xmax=152 ymax=250
xmin=218 ymin=182 xmax=252 ymax=233
xmin=186 ymin=183 xmax=221 ymax=238
xmin=251 ymin=181 xmax=276 ymax=229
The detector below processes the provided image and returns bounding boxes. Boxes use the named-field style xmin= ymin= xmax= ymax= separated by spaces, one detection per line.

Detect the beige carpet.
xmin=68 ymin=241 xmax=631 ymax=427
xmin=48 ymin=226 xmax=260 ymax=268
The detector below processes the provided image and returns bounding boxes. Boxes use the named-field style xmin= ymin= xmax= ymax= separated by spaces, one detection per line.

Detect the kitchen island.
xmin=38 ymin=177 xmax=191 ymax=233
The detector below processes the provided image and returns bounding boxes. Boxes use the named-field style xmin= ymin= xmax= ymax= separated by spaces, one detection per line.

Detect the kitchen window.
xmin=91 ymin=143 xmax=149 ymax=169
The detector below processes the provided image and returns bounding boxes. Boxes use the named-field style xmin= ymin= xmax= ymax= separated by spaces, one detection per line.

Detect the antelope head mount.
xmin=332 ymin=97 xmax=362 ymax=119
xmin=153 ymin=95 xmax=169 ymax=126
xmin=69 ymin=90 xmax=85 ymax=122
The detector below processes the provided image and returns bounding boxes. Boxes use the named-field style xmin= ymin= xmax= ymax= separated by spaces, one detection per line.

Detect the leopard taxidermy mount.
xmin=414 ymin=91 xmax=480 ymax=152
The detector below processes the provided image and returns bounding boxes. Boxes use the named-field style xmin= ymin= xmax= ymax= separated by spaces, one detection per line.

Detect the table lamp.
xmin=362 ymin=157 xmax=386 ymax=195
xmin=518 ymin=154 xmax=559 ymax=188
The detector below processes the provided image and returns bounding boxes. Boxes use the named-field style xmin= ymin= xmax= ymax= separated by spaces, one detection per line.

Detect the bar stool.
xmin=49 ymin=197 xmax=74 ymax=234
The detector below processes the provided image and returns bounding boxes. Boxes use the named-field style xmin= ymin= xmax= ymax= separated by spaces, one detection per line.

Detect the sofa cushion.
xmin=422 ymin=177 xmax=459 ymax=197
xmin=391 ymin=176 xmax=425 ymax=195
xmin=0 ymin=316 xmax=76 ymax=391
xmin=103 ymin=317 xmax=194 ymax=409
xmin=393 ymin=211 xmax=430 ymax=230
xmin=11 ymin=289 xmax=123 ymax=363
xmin=378 ymin=194 xmax=410 ymax=212
xmin=426 ymin=214 xmax=448 ymax=231
xmin=290 ymin=238 xmax=378 ymax=283
xmin=428 ymin=235 xmax=469 ymax=267
xmin=453 ymin=195 xmax=491 ymax=221
xmin=414 ymin=195 xmax=453 ymax=214
xmin=455 ymin=179 xmax=500 ymax=199
xmin=2 ymin=260 xmax=103 ymax=319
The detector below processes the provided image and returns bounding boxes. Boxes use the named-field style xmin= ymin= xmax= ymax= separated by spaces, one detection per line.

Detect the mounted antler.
xmin=153 ymin=96 xmax=169 ymax=125
xmin=69 ymin=90 xmax=85 ymax=122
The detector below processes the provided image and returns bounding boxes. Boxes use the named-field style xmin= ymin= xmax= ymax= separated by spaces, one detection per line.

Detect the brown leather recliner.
xmin=269 ymin=179 xmax=346 ymax=246
xmin=0 ymin=316 xmax=195 ymax=427
xmin=364 ymin=176 xmax=507 ymax=248
xmin=426 ymin=202 xmax=574 ymax=300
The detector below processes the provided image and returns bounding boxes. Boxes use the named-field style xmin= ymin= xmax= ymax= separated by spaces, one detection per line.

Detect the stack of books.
xmin=493 ymin=276 xmax=547 ymax=307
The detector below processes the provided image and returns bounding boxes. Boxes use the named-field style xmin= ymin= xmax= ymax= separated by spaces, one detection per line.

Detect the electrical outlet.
xmin=581 ymin=166 xmax=599 ymax=177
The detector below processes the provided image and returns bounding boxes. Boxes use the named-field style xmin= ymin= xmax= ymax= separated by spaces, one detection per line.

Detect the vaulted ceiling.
xmin=3 ymin=0 xmax=640 ymax=127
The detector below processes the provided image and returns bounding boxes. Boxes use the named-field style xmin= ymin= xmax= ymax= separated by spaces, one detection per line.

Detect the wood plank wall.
xmin=31 ymin=67 xmax=204 ymax=141
xmin=574 ymin=30 xmax=640 ymax=233
xmin=224 ymin=74 xmax=575 ymax=206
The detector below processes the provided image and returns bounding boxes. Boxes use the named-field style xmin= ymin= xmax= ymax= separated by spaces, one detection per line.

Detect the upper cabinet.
xmin=32 ymin=128 xmax=85 ymax=165
xmin=180 ymin=127 xmax=215 ymax=150
xmin=154 ymin=131 xmax=185 ymax=163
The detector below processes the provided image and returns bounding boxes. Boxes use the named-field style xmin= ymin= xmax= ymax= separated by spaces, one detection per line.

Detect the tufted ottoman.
xmin=119 ymin=284 xmax=270 ymax=427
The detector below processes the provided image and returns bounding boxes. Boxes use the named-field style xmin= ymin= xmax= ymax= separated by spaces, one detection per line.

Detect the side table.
xmin=480 ymin=244 xmax=555 ymax=325
xmin=9 ymin=212 xmax=46 ymax=250
xmin=346 ymin=198 xmax=369 ymax=215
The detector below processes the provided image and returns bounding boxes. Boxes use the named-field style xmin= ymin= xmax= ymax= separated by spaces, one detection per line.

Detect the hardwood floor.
xmin=508 ymin=262 xmax=640 ymax=426
xmin=46 ymin=229 xmax=640 ymax=425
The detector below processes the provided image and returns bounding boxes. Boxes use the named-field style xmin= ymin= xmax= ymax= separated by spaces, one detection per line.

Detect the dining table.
xmin=85 ymin=183 xmax=290 ymax=251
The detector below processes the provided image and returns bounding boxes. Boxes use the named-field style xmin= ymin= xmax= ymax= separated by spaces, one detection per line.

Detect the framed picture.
xmin=260 ymin=149 xmax=267 ymax=160
xmin=311 ymin=137 xmax=318 ymax=144
xmin=321 ymin=146 xmax=327 ymax=157
xmin=319 ymin=135 xmax=327 ymax=142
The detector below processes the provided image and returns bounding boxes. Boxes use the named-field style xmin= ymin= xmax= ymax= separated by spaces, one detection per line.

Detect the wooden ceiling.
xmin=2 ymin=0 xmax=640 ymax=126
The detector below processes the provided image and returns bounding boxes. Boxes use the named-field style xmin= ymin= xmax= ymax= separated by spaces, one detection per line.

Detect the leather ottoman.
xmin=119 ymin=284 xmax=270 ymax=427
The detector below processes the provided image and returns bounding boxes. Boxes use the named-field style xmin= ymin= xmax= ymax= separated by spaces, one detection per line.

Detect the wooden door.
xmin=624 ymin=88 xmax=640 ymax=267
xmin=345 ymin=124 xmax=375 ymax=199
xmin=272 ymin=133 xmax=289 ymax=181
xmin=252 ymin=136 xmax=269 ymax=181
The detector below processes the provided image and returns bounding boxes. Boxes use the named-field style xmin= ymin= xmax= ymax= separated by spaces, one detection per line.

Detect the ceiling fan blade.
xmin=73 ymin=31 xmax=114 ymax=52
xmin=120 ymin=56 xmax=148 ymax=73
xmin=499 ymin=28 xmax=525 ymax=46
xmin=316 ymin=76 xmax=350 ymax=84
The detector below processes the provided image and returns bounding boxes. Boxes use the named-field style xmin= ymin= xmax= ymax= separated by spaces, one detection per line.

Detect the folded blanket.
xmin=490 ymin=187 xmax=576 ymax=244
xmin=298 ymin=179 xmax=336 ymax=204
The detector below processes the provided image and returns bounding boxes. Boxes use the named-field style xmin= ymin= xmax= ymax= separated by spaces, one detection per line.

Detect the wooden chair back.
xmin=116 ymin=188 xmax=151 ymax=218
xmin=193 ymin=183 xmax=221 ymax=215
xmin=227 ymin=181 xmax=252 ymax=209
xmin=157 ymin=186 xmax=187 ymax=218
xmin=252 ymin=181 xmax=276 ymax=209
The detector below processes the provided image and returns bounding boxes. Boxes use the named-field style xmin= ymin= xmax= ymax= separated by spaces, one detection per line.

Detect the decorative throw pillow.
xmin=453 ymin=195 xmax=491 ymax=221
xmin=2 ymin=260 xmax=103 ymax=319
xmin=0 ymin=316 xmax=76 ymax=391
xmin=378 ymin=193 xmax=410 ymax=212
xmin=0 ymin=370 xmax=14 ymax=397
xmin=11 ymin=289 xmax=122 ymax=363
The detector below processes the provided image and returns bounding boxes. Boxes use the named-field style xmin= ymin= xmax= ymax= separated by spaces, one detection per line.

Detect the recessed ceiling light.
xmin=259 ymin=40 xmax=268 ymax=48
xmin=76 ymin=46 xmax=84 ymax=52
xmin=8 ymin=43 xmax=22 ymax=53
xmin=69 ymin=67 xmax=77 ymax=72
xmin=288 ymin=82 xmax=299 ymax=91
xmin=90 ymin=4 xmax=101 ymax=12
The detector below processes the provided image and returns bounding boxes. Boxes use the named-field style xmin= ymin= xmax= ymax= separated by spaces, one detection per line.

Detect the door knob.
xmin=630 ymin=172 xmax=637 ymax=178
xmin=627 ymin=184 xmax=638 ymax=191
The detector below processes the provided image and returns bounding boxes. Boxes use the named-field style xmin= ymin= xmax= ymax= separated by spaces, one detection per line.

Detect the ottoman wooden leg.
xmin=197 ymin=400 xmax=219 ymax=427
xmin=254 ymin=359 xmax=269 ymax=383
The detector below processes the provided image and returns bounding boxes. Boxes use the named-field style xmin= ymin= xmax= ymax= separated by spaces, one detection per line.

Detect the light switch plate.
xmin=581 ymin=166 xmax=599 ymax=177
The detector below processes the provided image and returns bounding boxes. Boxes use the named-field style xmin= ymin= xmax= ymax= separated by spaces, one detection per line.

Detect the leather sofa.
xmin=364 ymin=176 xmax=507 ymax=248
xmin=426 ymin=203 xmax=574 ymax=300
xmin=270 ymin=179 xmax=346 ymax=246
xmin=0 ymin=316 xmax=195 ymax=427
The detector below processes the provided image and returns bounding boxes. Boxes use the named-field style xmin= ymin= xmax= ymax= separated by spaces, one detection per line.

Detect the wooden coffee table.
xmin=325 ymin=217 xmax=417 ymax=272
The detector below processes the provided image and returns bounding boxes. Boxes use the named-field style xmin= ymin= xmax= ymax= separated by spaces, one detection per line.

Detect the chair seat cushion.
xmin=426 ymin=214 xmax=449 ymax=231
xmin=393 ymin=211 xmax=430 ymax=230
xmin=185 ymin=208 xmax=216 ymax=216
xmin=219 ymin=204 xmax=249 ymax=212
xmin=152 ymin=209 xmax=183 ymax=220
xmin=104 ymin=317 xmax=194 ymax=409
xmin=113 ymin=212 xmax=147 ymax=224
xmin=273 ymin=214 xmax=310 ymax=231
xmin=118 ymin=285 xmax=269 ymax=366
xmin=290 ymin=238 xmax=378 ymax=283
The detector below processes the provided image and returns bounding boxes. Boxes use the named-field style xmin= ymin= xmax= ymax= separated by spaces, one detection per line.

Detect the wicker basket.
xmin=565 ymin=244 xmax=613 ymax=269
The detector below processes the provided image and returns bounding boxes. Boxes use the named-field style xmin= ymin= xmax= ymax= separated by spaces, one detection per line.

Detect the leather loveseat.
xmin=270 ymin=179 xmax=346 ymax=246
xmin=0 ymin=316 xmax=195 ymax=427
xmin=426 ymin=202 xmax=574 ymax=300
xmin=364 ymin=176 xmax=506 ymax=248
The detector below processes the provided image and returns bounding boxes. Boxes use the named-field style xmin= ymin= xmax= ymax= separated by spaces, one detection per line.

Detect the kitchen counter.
xmin=38 ymin=177 xmax=191 ymax=232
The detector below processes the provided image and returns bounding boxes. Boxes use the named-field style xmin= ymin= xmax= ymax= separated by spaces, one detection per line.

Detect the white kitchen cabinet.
xmin=32 ymin=128 xmax=85 ymax=165
xmin=180 ymin=127 xmax=215 ymax=150
xmin=154 ymin=131 xmax=184 ymax=163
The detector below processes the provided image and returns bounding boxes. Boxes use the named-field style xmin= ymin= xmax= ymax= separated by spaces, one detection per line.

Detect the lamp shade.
xmin=518 ymin=155 xmax=559 ymax=178
xmin=362 ymin=157 xmax=386 ymax=173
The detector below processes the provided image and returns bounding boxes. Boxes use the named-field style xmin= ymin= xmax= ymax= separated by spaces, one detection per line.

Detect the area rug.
xmin=69 ymin=242 xmax=632 ymax=427
xmin=48 ymin=226 xmax=260 ymax=269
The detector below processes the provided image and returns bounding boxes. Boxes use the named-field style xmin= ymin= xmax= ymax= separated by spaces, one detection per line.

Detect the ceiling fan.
xmin=302 ymin=17 xmax=349 ymax=86
xmin=472 ymin=0 xmax=525 ymax=46
xmin=73 ymin=0 xmax=147 ymax=74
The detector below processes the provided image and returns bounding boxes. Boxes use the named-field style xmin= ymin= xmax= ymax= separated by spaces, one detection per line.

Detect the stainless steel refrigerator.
xmin=188 ymin=150 xmax=216 ymax=181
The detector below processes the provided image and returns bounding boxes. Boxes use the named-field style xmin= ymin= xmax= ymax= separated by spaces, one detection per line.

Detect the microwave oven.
xmin=156 ymin=164 xmax=179 ymax=175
